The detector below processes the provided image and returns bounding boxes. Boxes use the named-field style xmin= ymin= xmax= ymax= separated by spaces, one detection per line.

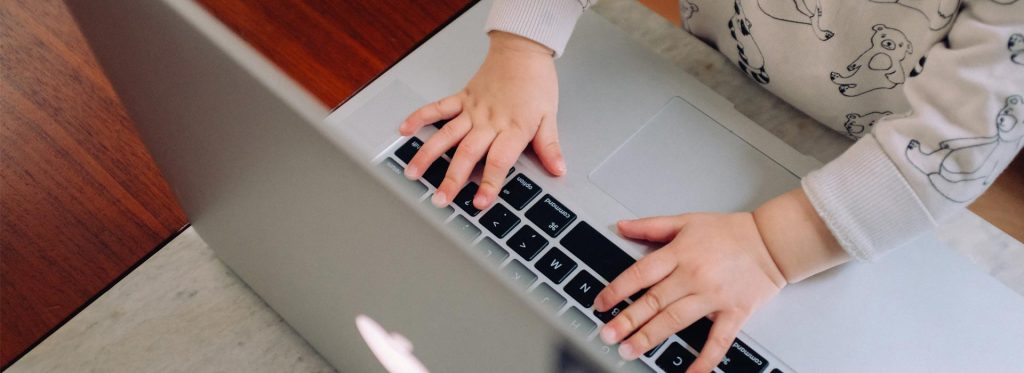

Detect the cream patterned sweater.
xmin=486 ymin=0 xmax=1023 ymax=260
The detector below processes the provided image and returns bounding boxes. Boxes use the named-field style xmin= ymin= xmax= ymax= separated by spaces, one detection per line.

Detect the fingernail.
xmin=600 ymin=327 xmax=617 ymax=344
xmin=593 ymin=298 xmax=606 ymax=311
xmin=618 ymin=343 xmax=636 ymax=360
xmin=431 ymin=191 xmax=448 ymax=207
xmin=556 ymin=160 xmax=566 ymax=174
xmin=404 ymin=165 xmax=419 ymax=180
xmin=473 ymin=194 xmax=489 ymax=209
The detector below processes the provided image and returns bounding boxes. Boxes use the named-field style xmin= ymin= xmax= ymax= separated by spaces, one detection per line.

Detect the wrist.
xmin=488 ymin=31 xmax=555 ymax=57
xmin=752 ymin=188 xmax=850 ymax=283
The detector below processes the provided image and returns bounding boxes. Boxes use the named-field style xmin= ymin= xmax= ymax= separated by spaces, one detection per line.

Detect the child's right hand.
xmin=400 ymin=31 xmax=565 ymax=210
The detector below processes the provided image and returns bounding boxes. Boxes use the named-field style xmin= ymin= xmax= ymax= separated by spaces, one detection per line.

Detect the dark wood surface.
xmin=196 ymin=0 xmax=475 ymax=107
xmin=0 ymin=0 xmax=189 ymax=366
xmin=0 ymin=0 xmax=471 ymax=367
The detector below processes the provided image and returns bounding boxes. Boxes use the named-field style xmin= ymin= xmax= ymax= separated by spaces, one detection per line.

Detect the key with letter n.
xmin=564 ymin=271 xmax=603 ymax=308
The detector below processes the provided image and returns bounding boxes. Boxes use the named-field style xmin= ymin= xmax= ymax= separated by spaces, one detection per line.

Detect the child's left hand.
xmin=593 ymin=212 xmax=787 ymax=373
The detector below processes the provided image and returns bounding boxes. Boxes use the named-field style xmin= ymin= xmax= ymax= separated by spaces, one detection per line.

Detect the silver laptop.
xmin=68 ymin=0 xmax=1024 ymax=372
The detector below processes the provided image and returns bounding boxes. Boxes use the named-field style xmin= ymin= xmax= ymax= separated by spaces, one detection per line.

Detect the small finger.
xmin=434 ymin=129 xmax=497 ymax=207
xmin=475 ymin=129 xmax=530 ymax=209
xmin=686 ymin=312 xmax=745 ymax=373
xmin=599 ymin=271 xmax=691 ymax=345
xmin=405 ymin=113 xmax=470 ymax=180
xmin=616 ymin=215 xmax=691 ymax=243
xmin=531 ymin=114 xmax=566 ymax=176
xmin=617 ymin=295 xmax=709 ymax=360
xmin=594 ymin=249 xmax=676 ymax=312
xmin=400 ymin=95 xmax=463 ymax=135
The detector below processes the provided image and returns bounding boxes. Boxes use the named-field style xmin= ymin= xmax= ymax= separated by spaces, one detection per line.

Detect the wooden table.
xmin=0 ymin=0 xmax=471 ymax=367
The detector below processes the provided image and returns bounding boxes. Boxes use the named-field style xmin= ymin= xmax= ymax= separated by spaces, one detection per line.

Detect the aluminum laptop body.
xmin=69 ymin=0 xmax=1024 ymax=372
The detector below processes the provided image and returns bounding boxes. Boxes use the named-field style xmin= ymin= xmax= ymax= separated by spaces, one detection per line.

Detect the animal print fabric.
xmin=486 ymin=0 xmax=1023 ymax=259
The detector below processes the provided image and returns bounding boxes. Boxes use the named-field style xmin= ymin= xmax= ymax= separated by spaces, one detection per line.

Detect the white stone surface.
xmin=7 ymin=227 xmax=336 ymax=373
xmin=11 ymin=1 xmax=1020 ymax=371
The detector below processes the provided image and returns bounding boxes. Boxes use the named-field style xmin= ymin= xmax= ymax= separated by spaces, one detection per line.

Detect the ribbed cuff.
xmin=802 ymin=136 xmax=937 ymax=261
xmin=485 ymin=0 xmax=587 ymax=58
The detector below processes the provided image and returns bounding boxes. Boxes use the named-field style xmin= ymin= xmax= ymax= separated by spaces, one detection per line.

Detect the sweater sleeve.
xmin=484 ymin=0 xmax=595 ymax=57
xmin=803 ymin=1 xmax=1024 ymax=261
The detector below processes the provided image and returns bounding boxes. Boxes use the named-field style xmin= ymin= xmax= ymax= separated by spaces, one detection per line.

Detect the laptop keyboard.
xmin=378 ymin=135 xmax=782 ymax=373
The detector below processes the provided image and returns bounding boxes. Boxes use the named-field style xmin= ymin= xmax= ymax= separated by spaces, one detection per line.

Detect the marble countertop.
xmin=12 ymin=1 xmax=1023 ymax=371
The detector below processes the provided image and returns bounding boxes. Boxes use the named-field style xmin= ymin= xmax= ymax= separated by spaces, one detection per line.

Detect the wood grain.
xmin=1 ymin=0 xmax=472 ymax=366
xmin=970 ymin=154 xmax=1024 ymax=243
xmin=638 ymin=0 xmax=682 ymax=27
xmin=196 ymin=0 xmax=475 ymax=107
xmin=0 ymin=0 xmax=188 ymax=366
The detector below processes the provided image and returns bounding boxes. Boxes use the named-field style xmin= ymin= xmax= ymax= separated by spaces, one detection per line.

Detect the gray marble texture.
xmin=8 ymin=227 xmax=336 ymax=373
xmin=11 ymin=1 xmax=1022 ymax=372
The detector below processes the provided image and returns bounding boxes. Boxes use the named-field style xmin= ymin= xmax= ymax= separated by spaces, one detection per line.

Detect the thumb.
xmin=532 ymin=114 xmax=566 ymax=176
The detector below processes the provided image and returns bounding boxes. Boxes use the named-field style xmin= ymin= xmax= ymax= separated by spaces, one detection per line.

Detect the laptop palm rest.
xmin=589 ymin=97 xmax=799 ymax=216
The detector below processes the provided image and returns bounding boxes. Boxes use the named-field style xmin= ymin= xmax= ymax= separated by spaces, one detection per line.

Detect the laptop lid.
xmin=67 ymin=0 xmax=615 ymax=372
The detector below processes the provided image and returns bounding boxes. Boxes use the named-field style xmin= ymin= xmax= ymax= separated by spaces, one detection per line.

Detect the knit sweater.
xmin=486 ymin=0 xmax=1023 ymax=260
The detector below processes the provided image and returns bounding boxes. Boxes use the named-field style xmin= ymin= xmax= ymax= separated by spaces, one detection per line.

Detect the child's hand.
xmin=400 ymin=31 xmax=564 ymax=210
xmin=593 ymin=213 xmax=787 ymax=373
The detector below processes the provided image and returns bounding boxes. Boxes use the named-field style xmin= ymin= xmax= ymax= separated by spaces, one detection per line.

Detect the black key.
xmin=593 ymin=301 xmax=628 ymax=323
xmin=422 ymin=158 xmax=450 ymax=188
xmin=500 ymin=173 xmax=542 ymax=210
xmin=507 ymin=167 xmax=516 ymax=177
xmin=630 ymin=288 xmax=648 ymax=302
xmin=534 ymin=247 xmax=577 ymax=284
xmin=525 ymin=194 xmax=576 ymax=237
xmin=564 ymin=271 xmax=603 ymax=308
xmin=394 ymin=137 xmax=423 ymax=164
xmin=432 ymin=120 xmax=448 ymax=129
xmin=561 ymin=222 xmax=636 ymax=282
xmin=645 ymin=342 xmax=665 ymax=358
xmin=480 ymin=203 xmax=520 ymax=238
xmin=506 ymin=225 xmax=548 ymax=260
xmin=676 ymin=317 xmax=713 ymax=351
xmin=655 ymin=342 xmax=696 ymax=372
xmin=453 ymin=182 xmax=481 ymax=216
xmin=770 ymin=369 xmax=784 ymax=373
xmin=718 ymin=339 xmax=767 ymax=373
xmin=445 ymin=146 xmax=457 ymax=159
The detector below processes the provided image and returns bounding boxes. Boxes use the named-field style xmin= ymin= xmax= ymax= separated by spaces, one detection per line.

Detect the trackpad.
xmin=589 ymin=97 xmax=799 ymax=216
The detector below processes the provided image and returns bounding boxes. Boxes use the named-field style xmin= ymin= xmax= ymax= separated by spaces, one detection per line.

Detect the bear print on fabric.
xmin=1009 ymin=33 xmax=1024 ymax=65
xmin=728 ymin=0 xmax=770 ymax=84
xmin=830 ymin=24 xmax=913 ymax=97
xmin=757 ymin=0 xmax=834 ymax=41
xmin=844 ymin=111 xmax=894 ymax=138
xmin=905 ymin=95 xmax=1024 ymax=202
xmin=681 ymin=0 xmax=699 ymax=22
xmin=869 ymin=0 xmax=960 ymax=30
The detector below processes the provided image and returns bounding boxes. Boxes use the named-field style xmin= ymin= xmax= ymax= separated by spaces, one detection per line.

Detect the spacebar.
xmin=560 ymin=222 xmax=635 ymax=282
